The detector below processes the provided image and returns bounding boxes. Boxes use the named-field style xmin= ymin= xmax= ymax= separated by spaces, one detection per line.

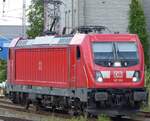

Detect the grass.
xmin=42 ymin=116 xmax=87 ymax=121
xmin=141 ymin=105 xmax=150 ymax=112
xmin=141 ymin=68 xmax=150 ymax=112
xmin=98 ymin=114 xmax=111 ymax=121
xmin=42 ymin=115 xmax=112 ymax=121
xmin=42 ymin=117 xmax=66 ymax=121
xmin=69 ymin=116 xmax=87 ymax=121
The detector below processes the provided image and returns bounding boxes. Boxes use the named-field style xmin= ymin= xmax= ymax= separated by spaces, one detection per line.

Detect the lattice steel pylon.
xmin=44 ymin=0 xmax=62 ymax=33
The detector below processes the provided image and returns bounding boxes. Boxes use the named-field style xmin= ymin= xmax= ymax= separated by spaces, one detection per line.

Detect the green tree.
xmin=129 ymin=0 xmax=150 ymax=66
xmin=0 ymin=60 xmax=7 ymax=83
xmin=27 ymin=0 xmax=44 ymax=38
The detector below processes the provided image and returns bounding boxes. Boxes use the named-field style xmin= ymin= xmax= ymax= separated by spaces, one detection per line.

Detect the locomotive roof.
xmin=10 ymin=34 xmax=138 ymax=48
xmin=15 ymin=36 xmax=73 ymax=47
xmin=70 ymin=33 xmax=138 ymax=44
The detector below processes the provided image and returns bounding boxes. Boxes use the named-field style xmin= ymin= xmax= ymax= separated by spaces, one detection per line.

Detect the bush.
xmin=145 ymin=69 xmax=150 ymax=89
xmin=129 ymin=0 xmax=150 ymax=66
xmin=0 ymin=60 xmax=7 ymax=83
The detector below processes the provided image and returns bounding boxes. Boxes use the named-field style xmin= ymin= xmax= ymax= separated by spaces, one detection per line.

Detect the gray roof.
xmin=0 ymin=25 xmax=27 ymax=39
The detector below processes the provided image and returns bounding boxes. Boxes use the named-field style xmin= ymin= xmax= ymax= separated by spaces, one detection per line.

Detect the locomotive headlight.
xmin=132 ymin=71 xmax=140 ymax=82
xmin=96 ymin=71 xmax=103 ymax=82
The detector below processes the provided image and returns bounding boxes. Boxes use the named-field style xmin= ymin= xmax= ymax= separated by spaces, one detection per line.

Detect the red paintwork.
xmin=8 ymin=34 xmax=145 ymax=89
xmin=80 ymin=34 xmax=144 ymax=89
xmin=15 ymin=47 xmax=70 ymax=88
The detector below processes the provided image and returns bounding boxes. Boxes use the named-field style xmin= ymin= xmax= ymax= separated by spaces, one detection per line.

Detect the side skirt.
xmin=6 ymin=83 xmax=88 ymax=102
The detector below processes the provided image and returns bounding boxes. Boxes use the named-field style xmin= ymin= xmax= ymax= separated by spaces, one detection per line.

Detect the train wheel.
xmin=10 ymin=92 xmax=20 ymax=104
xmin=83 ymin=109 xmax=91 ymax=118
xmin=33 ymin=105 xmax=40 ymax=112
xmin=20 ymin=93 xmax=28 ymax=106
xmin=68 ymin=109 xmax=77 ymax=116
xmin=25 ymin=99 xmax=32 ymax=110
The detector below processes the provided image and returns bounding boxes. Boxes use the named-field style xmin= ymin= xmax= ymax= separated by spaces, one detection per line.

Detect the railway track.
xmin=0 ymin=97 xmax=71 ymax=121
xmin=0 ymin=97 xmax=149 ymax=121
xmin=138 ymin=111 xmax=150 ymax=117
xmin=111 ymin=112 xmax=150 ymax=121
xmin=0 ymin=116 xmax=32 ymax=121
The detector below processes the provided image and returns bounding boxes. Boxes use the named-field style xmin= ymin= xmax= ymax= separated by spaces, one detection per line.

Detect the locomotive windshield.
xmin=92 ymin=42 xmax=139 ymax=67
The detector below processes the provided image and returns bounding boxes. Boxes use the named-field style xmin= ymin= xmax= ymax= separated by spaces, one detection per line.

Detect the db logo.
xmin=114 ymin=71 xmax=123 ymax=78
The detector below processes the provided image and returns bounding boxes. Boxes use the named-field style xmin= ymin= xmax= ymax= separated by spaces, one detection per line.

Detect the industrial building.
xmin=0 ymin=25 xmax=25 ymax=39
xmin=60 ymin=0 xmax=131 ymax=33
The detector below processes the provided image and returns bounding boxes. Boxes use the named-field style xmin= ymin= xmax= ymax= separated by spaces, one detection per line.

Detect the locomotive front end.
xmin=86 ymin=34 xmax=148 ymax=116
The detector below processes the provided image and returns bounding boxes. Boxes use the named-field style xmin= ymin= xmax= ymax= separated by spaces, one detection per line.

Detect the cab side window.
xmin=77 ymin=46 xmax=81 ymax=60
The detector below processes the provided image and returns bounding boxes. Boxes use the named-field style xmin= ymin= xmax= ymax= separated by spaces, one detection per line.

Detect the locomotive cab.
xmin=76 ymin=34 xmax=148 ymax=116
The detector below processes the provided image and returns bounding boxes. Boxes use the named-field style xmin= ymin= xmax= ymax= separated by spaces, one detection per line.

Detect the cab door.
xmin=69 ymin=46 xmax=77 ymax=88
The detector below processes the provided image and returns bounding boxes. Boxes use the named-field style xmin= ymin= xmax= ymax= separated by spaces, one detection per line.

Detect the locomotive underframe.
xmin=87 ymin=88 xmax=148 ymax=116
xmin=6 ymin=83 xmax=148 ymax=116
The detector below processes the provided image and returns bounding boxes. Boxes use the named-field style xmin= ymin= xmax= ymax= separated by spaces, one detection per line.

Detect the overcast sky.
xmin=0 ymin=0 xmax=31 ymax=25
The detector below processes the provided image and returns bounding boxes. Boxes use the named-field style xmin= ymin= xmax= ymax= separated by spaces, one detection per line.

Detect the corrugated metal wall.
xmin=142 ymin=0 xmax=150 ymax=32
xmin=142 ymin=0 xmax=150 ymax=56
xmin=0 ymin=25 xmax=25 ymax=39
xmin=15 ymin=48 xmax=69 ymax=88
xmin=60 ymin=0 xmax=131 ymax=34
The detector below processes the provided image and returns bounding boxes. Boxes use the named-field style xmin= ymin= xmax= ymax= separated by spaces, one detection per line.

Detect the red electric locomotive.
xmin=6 ymin=31 xmax=148 ymax=116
